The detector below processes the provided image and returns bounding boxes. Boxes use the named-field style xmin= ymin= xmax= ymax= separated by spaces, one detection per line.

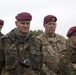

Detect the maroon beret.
xmin=0 ymin=19 xmax=4 ymax=25
xmin=44 ymin=15 xmax=57 ymax=24
xmin=15 ymin=12 xmax=32 ymax=21
xmin=67 ymin=26 xmax=76 ymax=37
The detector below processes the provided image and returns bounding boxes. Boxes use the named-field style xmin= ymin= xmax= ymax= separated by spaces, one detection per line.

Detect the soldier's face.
xmin=44 ymin=22 xmax=56 ymax=35
xmin=15 ymin=21 xmax=30 ymax=34
xmin=70 ymin=32 xmax=76 ymax=47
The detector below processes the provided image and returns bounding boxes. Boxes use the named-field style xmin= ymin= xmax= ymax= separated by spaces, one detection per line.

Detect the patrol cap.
xmin=0 ymin=19 xmax=4 ymax=25
xmin=44 ymin=15 xmax=57 ymax=24
xmin=67 ymin=26 xmax=76 ymax=37
xmin=15 ymin=12 xmax=32 ymax=21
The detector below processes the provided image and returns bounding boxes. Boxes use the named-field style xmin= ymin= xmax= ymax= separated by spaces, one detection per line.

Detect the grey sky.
xmin=0 ymin=0 xmax=76 ymax=37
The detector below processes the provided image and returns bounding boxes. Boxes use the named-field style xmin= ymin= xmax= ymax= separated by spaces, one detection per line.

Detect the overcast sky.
xmin=0 ymin=0 xmax=76 ymax=37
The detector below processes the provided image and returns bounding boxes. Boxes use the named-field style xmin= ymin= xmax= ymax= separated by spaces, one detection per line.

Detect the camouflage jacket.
xmin=37 ymin=33 xmax=66 ymax=75
xmin=66 ymin=39 xmax=76 ymax=64
xmin=0 ymin=29 xmax=43 ymax=75
xmin=58 ymin=46 xmax=76 ymax=75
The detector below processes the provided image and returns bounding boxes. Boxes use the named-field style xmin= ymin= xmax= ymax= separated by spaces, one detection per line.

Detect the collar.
xmin=44 ymin=33 xmax=60 ymax=43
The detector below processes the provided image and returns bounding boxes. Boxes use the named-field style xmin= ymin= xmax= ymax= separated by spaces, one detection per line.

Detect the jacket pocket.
xmin=5 ymin=49 xmax=17 ymax=70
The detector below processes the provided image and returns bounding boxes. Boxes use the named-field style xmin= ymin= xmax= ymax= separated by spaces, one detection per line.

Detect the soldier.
xmin=0 ymin=19 xmax=4 ymax=38
xmin=37 ymin=14 xmax=66 ymax=75
xmin=0 ymin=12 xmax=43 ymax=75
xmin=66 ymin=26 xmax=76 ymax=66
xmin=58 ymin=26 xmax=76 ymax=75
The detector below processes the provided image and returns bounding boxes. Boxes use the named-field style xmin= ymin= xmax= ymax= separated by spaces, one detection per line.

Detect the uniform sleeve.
xmin=43 ymin=53 xmax=60 ymax=73
xmin=0 ymin=39 xmax=5 ymax=74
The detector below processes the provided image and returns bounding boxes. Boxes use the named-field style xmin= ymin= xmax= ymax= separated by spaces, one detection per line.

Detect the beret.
xmin=0 ymin=19 xmax=4 ymax=25
xmin=44 ymin=15 xmax=57 ymax=24
xmin=15 ymin=12 xmax=32 ymax=21
xmin=67 ymin=26 xmax=76 ymax=37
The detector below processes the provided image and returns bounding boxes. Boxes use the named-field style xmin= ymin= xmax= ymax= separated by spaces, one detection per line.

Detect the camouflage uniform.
xmin=37 ymin=33 xmax=66 ymax=75
xmin=0 ymin=28 xmax=43 ymax=75
xmin=61 ymin=39 xmax=76 ymax=75
xmin=58 ymin=40 xmax=76 ymax=75
xmin=66 ymin=39 xmax=76 ymax=65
